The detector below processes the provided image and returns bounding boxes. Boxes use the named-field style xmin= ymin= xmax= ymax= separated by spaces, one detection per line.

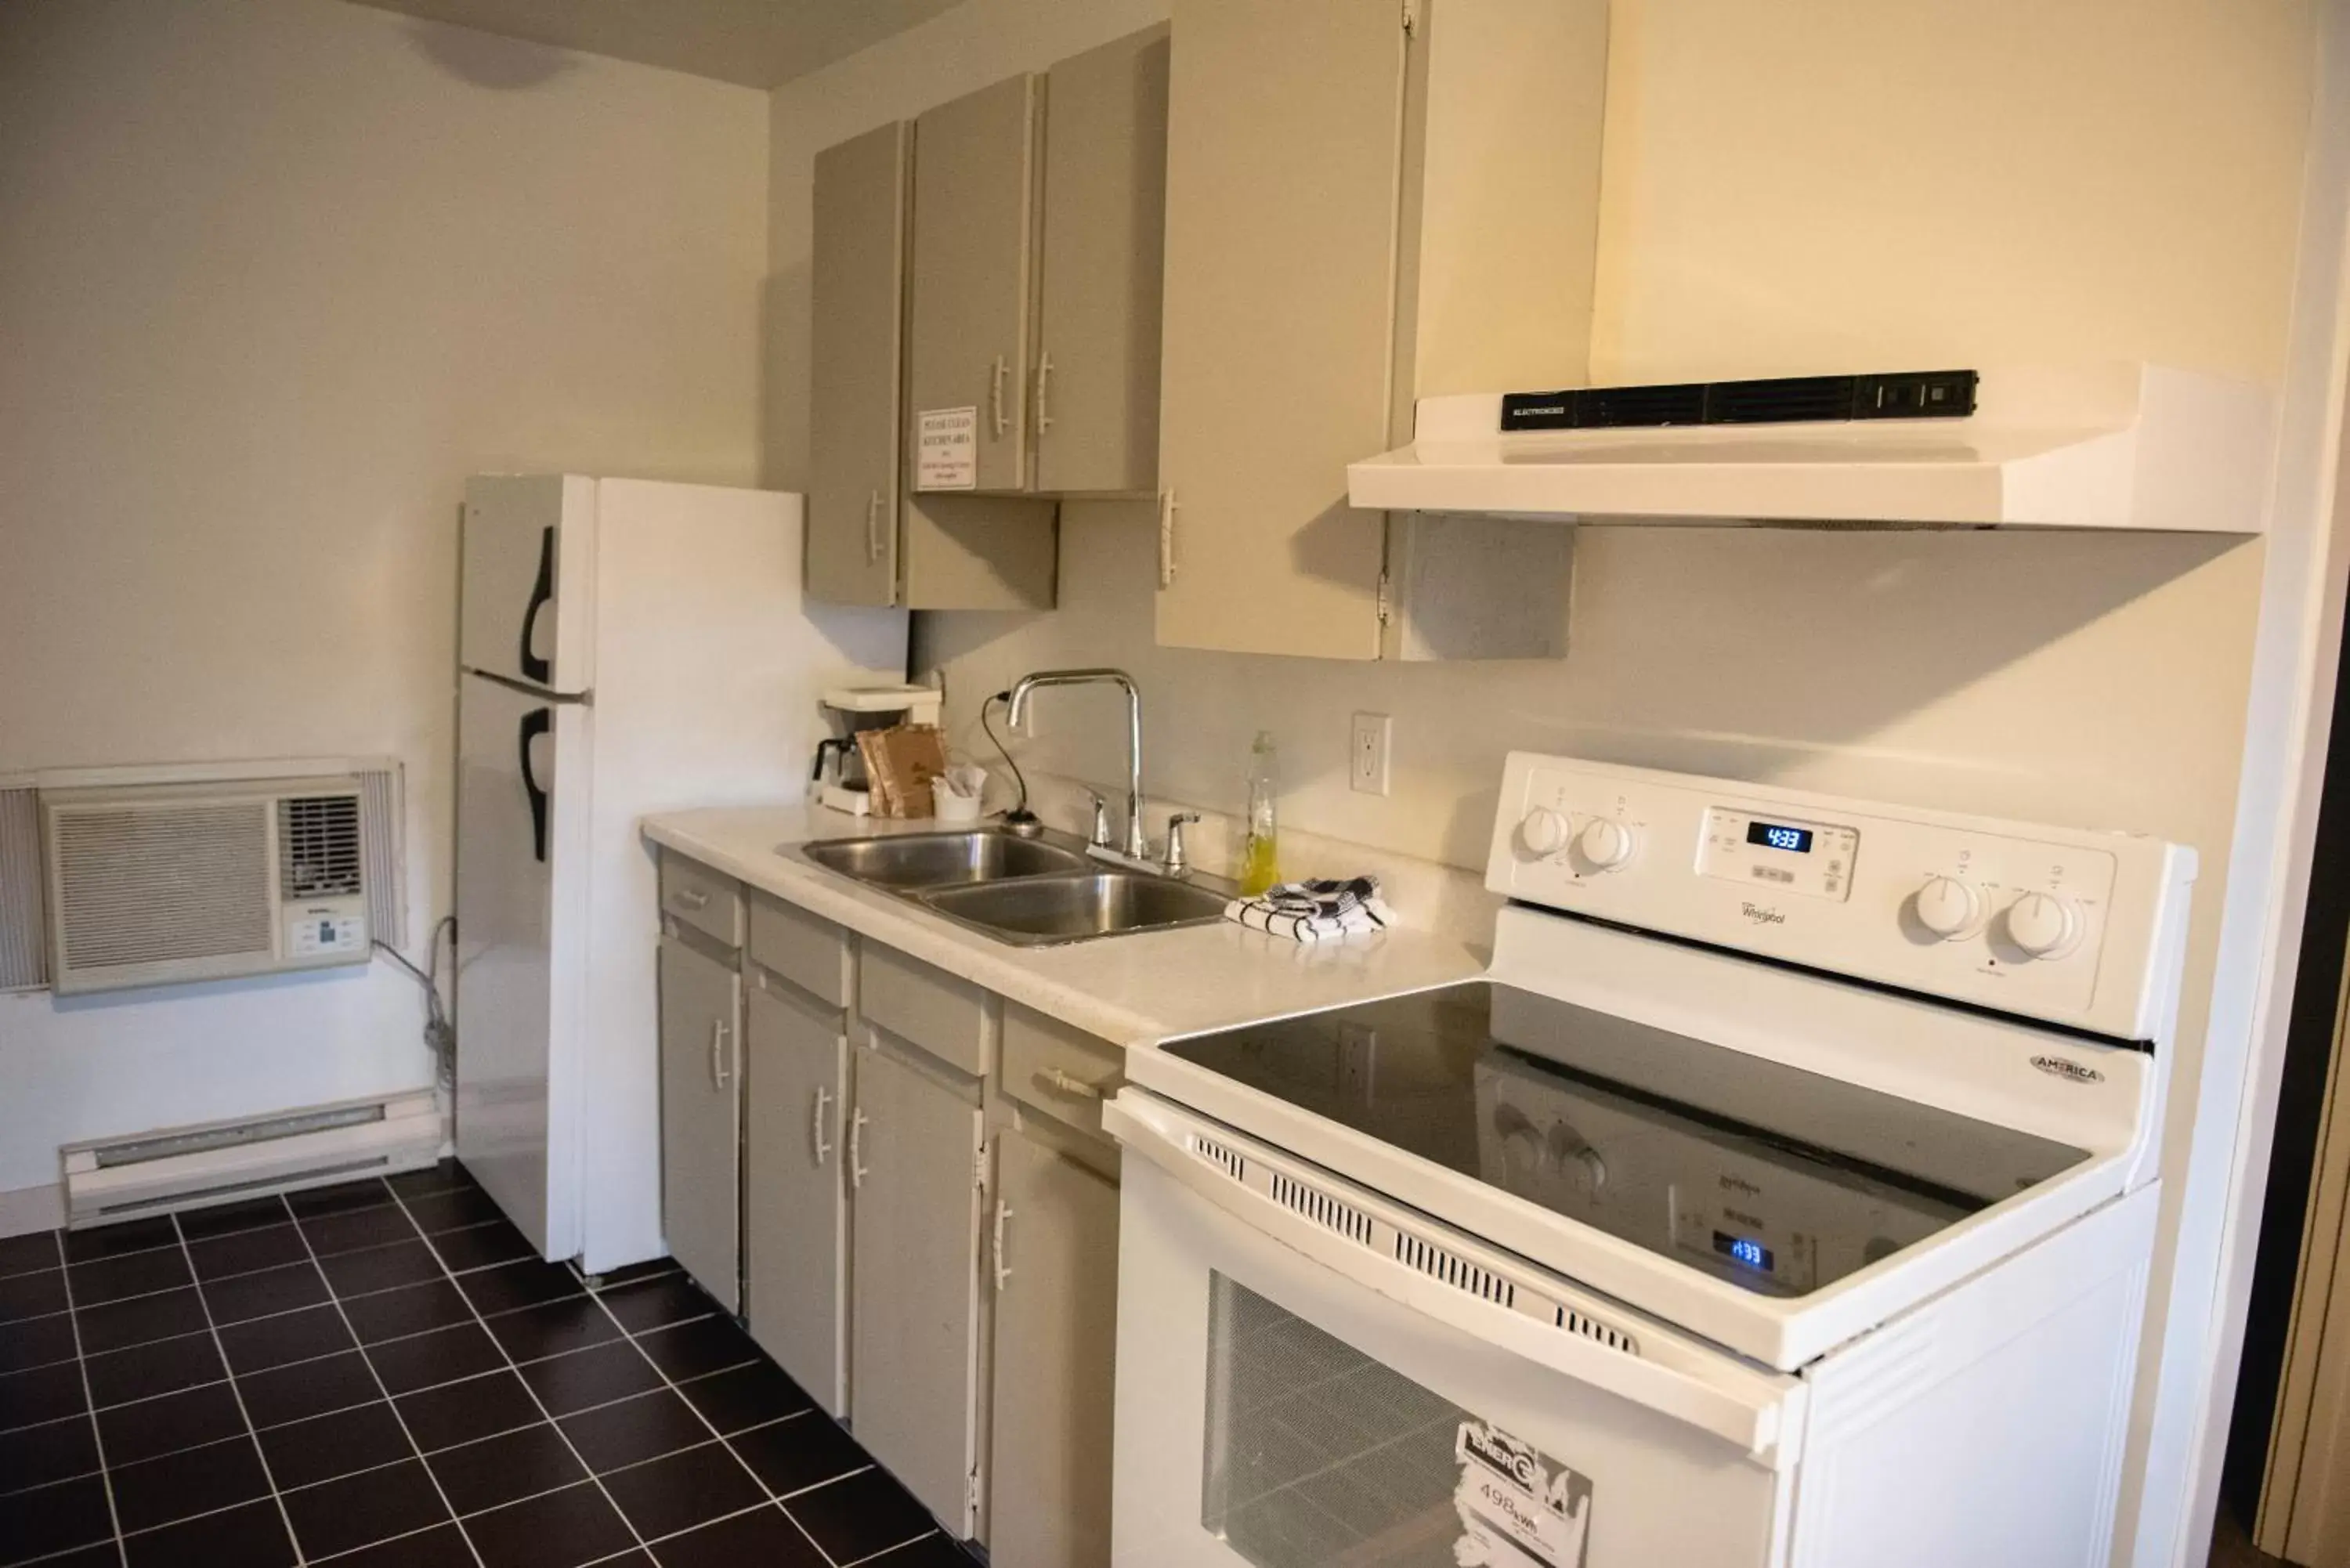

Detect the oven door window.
xmin=1203 ymin=1272 xmax=1593 ymax=1568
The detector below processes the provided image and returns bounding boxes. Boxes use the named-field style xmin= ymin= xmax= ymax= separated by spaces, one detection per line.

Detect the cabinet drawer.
xmin=860 ymin=944 xmax=990 ymax=1077
xmin=660 ymin=852 xmax=743 ymax=948
xmin=1001 ymin=1003 xmax=1123 ymax=1141
xmin=749 ymin=891 xmax=851 ymax=1009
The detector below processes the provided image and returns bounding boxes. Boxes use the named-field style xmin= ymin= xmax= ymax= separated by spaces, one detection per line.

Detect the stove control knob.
xmin=1578 ymin=817 xmax=1636 ymax=870
xmin=1518 ymin=807 xmax=1569 ymax=857
xmin=1913 ymin=875 xmax=1981 ymax=939
xmin=2005 ymin=892 xmax=2082 ymax=958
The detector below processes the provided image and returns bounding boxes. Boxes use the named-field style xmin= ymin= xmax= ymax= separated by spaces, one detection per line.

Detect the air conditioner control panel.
xmin=1486 ymin=753 xmax=2193 ymax=1039
xmin=284 ymin=901 xmax=367 ymax=959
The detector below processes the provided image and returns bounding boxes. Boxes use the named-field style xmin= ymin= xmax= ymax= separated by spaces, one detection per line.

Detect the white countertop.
xmin=642 ymin=804 xmax=1488 ymax=1047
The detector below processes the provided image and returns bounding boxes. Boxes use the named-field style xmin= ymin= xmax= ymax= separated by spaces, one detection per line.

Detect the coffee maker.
xmin=812 ymin=685 xmax=945 ymax=815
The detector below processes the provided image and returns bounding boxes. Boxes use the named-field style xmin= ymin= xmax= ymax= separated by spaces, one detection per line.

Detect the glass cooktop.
xmin=1160 ymin=981 xmax=2090 ymax=1297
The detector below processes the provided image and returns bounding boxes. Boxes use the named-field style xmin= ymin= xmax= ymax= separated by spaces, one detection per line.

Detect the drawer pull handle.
xmin=992 ymin=1198 xmax=1014 ymax=1292
xmin=1035 ymin=351 xmax=1054 ymax=434
xmin=709 ymin=1020 xmax=732 ymax=1091
xmin=1039 ymin=1067 xmax=1101 ymax=1100
xmin=989 ymin=355 xmax=1010 ymax=438
xmin=673 ymin=889 xmax=710 ymax=912
xmin=849 ymin=1107 xmax=871 ymax=1189
xmin=812 ymin=1086 xmax=833 ymax=1166
xmin=865 ymin=490 xmax=884 ymax=564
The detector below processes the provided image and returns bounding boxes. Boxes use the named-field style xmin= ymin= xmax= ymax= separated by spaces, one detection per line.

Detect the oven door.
xmin=1106 ymin=1089 xmax=1803 ymax=1568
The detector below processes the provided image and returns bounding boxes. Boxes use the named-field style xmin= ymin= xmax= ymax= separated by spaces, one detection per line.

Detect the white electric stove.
xmin=1104 ymin=753 xmax=2195 ymax=1568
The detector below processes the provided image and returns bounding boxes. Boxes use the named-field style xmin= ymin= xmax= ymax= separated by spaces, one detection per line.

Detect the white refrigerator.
xmin=455 ymin=475 xmax=903 ymax=1273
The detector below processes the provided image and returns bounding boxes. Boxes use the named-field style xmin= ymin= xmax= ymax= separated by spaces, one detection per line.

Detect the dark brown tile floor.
xmin=0 ymin=1162 xmax=972 ymax=1567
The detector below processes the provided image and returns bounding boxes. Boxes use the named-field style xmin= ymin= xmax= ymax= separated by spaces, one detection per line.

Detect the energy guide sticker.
xmin=1453 ymin=1419 xmax=1593 ymax=1568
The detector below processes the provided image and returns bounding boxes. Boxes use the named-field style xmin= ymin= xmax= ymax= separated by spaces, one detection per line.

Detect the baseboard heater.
xmin=61 ymin=1090 xmax=440 ymax=1228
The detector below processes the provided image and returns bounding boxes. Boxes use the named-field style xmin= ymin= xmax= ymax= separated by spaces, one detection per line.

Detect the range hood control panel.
xmin=1485 ymin=752 xmax=2193 ymax=1039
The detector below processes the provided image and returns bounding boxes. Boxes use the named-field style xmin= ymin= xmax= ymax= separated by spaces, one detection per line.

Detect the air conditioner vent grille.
xmin=54 ymin=804 xmax=273 ymax=970
xmin=280 ymin=794 xmax=362 ymax=900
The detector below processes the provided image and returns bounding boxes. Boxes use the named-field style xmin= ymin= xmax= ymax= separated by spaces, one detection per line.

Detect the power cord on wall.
xmin=982 ymin=690 xmax=1036 ymax=826
xmin=374 ymin=916 xmax=456 ymax=1091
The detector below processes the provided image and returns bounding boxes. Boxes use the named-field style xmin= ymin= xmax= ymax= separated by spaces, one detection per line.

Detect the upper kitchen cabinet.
xmin=808 ymin=121 xmax=906 ymax=608
xmin=911 ymin=75 xmax=1042 ymax=495
xmin=1034 ymin=26 xmax=1170 ymax=495
xmin=807 ymin=117 xmax=1058 ymax=610
xmin=904 ymin=31 xmax=1170 ymax=500
xmin=1155 ymin=0 xmax=1605 ymax=659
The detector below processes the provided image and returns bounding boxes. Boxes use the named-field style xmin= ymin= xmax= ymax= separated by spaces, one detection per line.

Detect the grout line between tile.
xmin=571 ymin=1277 xmax=847 ymax=1568
xmin=841 ymin=1527 xmax=947 ymax=1566
xmin=41 ymin=1227 xmax=125 ymax=1568
xmin=302 ymin=1516 xmax=457 ymax=1566
xmin=279 ymin=1196 xmax=487 ymax=1568
xmin=168 ymin=1200 xmax=309 ymax=1566
xmin=776 ymin=1463 xmax=877 ymax=1505
xmin=116 ymin=1484 xmax=292 ymax=1542
xmin=379 ymin=1183 xmax=656 ymax=1563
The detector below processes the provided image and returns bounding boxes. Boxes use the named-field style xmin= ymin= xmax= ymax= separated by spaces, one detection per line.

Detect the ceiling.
xmin=345 ymin=0 xmax=967 ymax=89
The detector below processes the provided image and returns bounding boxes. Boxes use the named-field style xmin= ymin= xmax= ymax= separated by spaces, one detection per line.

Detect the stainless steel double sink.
xmin=795 ymin=826 xmax=1231 ymax=947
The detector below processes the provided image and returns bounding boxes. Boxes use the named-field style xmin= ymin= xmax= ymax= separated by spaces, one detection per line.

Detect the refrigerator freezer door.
xmin=455 ymin=671 xmax=588 ymax=1259
xmin=462 ymin=475 xmax=596 ymax=694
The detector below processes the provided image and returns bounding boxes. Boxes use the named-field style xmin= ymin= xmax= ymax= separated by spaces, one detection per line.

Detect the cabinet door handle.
xmin=865 ymin=490 xmax=884 ymax=564
xmin=672 ymin=888 xmax=710 ymax=912
xmin=708 ymin=1019 xmax=732 ymax=1091
xmin=812 ymin=1086 xmax=833 ymax=1165
xmin=1039 ymin=1067 xmax=1101 ymax=1100
xmin=848 ymin=1107 xmax=870 ymax=1189
xmin=992 ymin=1198 xmax=1014 ymax=1292
xmin=989 ymin=355 xmax=1010 ymax=439
xmin=1157 ymin=488 xmax=1179 ymax=588
xmin=1035 ymin=352 xmax=1054 ymax=435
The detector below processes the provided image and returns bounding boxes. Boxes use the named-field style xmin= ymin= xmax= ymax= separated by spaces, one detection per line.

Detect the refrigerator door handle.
xmin=519 ymin=525 xmax=555 ymax=685
xmin=519 ymin=707 xmax=552 ymax=862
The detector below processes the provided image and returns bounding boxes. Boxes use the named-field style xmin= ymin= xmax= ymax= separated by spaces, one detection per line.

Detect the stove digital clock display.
xmin=1745 ymin=821 xmax=1814 ymax=854
xmin=1714 ymin=1232 xmax=1775 ymax=1273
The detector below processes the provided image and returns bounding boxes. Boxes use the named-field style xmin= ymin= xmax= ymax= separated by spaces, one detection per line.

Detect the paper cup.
xmin=934 ymin=789 xmax=983 ymax=824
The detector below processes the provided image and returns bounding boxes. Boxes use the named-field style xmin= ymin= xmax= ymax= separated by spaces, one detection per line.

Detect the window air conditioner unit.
xmin=41 ymin=776 xmax=374 ymax=995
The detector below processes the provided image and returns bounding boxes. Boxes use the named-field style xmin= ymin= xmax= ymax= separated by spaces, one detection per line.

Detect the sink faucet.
xmin=1006 ymin=668 xmax=1148 ymax=862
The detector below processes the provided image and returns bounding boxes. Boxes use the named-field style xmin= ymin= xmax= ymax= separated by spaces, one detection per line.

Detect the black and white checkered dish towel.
xmin=1223 ymin=876 xmax=1394 ymax=943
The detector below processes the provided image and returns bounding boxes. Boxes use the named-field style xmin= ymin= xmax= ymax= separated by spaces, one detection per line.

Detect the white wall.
xmin=0 ymin=0 xmax=770 ymax=1202
xmin=767 ymin=1 xmax=2318 ymax=1562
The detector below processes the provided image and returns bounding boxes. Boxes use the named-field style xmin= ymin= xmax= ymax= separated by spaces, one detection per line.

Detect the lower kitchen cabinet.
xmin=850 ymin=1042 xmax=987 ymax=1537
xmin=658 ymin=931 xmax=742 ymax=1312
xmin=744 ymin=977 xmax=849 ymax=1416
xmin=989 ymin=1119 xmax=1119 ymax=1568
xmin=654 ymin=852 xmax=1126 ymax=1559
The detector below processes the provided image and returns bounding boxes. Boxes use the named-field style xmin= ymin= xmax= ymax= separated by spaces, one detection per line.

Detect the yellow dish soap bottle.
xmin=1240 ymin=731 xmax=1281 ymax=896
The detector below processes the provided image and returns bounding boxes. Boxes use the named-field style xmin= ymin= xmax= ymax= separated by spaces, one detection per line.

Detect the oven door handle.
xmin=1103 ymin=1090 xmax=1805 ymax=1468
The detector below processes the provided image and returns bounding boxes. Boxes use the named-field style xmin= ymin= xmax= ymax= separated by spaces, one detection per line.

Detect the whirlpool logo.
xmin=1740 ymin=902 xmax=1786 ymax=927
xmin=2030 ymin=1054 xmax=2106 ymax=1086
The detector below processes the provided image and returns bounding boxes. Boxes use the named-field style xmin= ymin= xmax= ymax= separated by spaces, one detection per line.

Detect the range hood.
xmin=1348 ymin=364 xmax=2274 ymax=533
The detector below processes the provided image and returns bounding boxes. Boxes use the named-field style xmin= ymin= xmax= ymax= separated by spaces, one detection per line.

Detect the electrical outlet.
xmin=1350 ymin=713 xmax=1392 ymax=797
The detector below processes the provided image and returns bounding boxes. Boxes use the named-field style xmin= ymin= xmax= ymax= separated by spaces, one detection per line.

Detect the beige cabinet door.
xmin=988 ymin=1129 xmax=1118 ymax=1568
xmin=808 ymin=121 xmax=906 ymax=606
xmin=1154 ymin=0 xmax=1406 ymax=658
xmin=849 ymin=1045 xmax=984 ymax=1537
xmin=658 ymin=934 xmax=740 ymax=1312
xmin=910 ymin=74 xmax=1040 ymax=497
xmin=743 ymin=981 xmax=848 ymax=1417
xmin=1034 ymin=26 xmax=1169 ymax=496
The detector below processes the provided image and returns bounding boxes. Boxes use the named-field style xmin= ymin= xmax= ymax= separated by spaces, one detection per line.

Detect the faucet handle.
xmin=1163 ymin=812 xmax=1202 ymax=876
xmin=1085 ymin=789 xmax=1114 ymax=848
